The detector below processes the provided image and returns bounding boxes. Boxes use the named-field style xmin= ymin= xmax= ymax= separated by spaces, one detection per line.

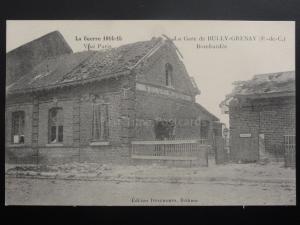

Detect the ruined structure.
xmin=221 ymin=71 xmax=295 ymax=162
xmin=6 ymin=32 xmax=221 ymax=164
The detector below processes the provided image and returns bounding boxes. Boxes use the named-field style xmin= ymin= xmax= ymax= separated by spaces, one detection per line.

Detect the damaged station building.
xmin=6 ymin=31 xmax=222 ymax=165
xmin=221 ymin=71 xmax=295 ymax=164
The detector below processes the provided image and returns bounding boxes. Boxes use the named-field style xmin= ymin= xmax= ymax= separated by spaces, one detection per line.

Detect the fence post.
xmin=206 ymin=145 xmax=209 ymax=167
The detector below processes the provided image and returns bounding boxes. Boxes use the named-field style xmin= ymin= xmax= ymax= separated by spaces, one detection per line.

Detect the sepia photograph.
xmin=5 ymin=20 xmax=295 ymax=205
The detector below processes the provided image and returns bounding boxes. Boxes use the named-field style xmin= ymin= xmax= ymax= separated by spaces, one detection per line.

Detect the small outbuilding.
xmin=221 ymin=71 xmax=295 ymax=162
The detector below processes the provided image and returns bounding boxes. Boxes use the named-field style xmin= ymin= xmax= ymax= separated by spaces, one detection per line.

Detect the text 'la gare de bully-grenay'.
xmin=75 ymin=34 xmax=286 ymax=50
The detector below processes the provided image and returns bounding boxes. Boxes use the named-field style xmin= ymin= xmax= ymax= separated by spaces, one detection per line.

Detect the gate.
xmin=284 ymin=135 xmax=295 ymax=168
xmin=215 ymin=136 xmax=227 ymax=164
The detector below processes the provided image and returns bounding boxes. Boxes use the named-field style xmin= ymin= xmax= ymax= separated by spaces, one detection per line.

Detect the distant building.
xmin=6 ymin=31 xmax=73 ymax=86
xmin=221 ymin=71 xmax=295 ymax=162
xmin=6 ymin=32 xmax=221 ymax=164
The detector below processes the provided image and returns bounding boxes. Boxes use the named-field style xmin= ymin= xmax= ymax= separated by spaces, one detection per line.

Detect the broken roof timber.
xmin=235 ymin=90 xmax=295 ymax=99
xmin=7 ymin=34 xmax=200 ymax=97
xmin=220 ymin=70 xmax=295 ymax=114
xmin=7 ymin=70 xmax=131 ymax=95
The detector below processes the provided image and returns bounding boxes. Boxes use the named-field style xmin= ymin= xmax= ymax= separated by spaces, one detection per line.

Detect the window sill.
xmin=166 ymin=85 xmax=175 ymax=89
xmin=7 ymin=144 xmax=26 ymax=148
xmin=46 ymin=143 xmax=64 ymax=147
xmin=89 ymin=141 xmax=110 ymax=146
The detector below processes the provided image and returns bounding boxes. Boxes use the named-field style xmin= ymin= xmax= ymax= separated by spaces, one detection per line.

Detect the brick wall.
xmin=135 ymin=43 xmax=197 ymax=97
xmin=257 ymin=97 xmax=295 ymax=154
xmin=6 ymin=77 xmax=129 ymax=164
xmin=6 ymin=147 xmax=38 ymax=164
xmin=119 ymin=74 xmax=136 ymax=144
xmin=229 ymin=96 xmax=295 ymax=161
xmin=79 ymin=146 xmax=130 ymax=165
xmin=6 ymin=102 xmax=33 ymax=146
xmin=32 ymin=78 xmax=124 ymax=147
xmin=133 ymin=44 xmax=217 ymax=142
xmin=6 ymin=146 xmax=131 ymax=165
xmin=135 ymin=91 xmax=216 ymax=141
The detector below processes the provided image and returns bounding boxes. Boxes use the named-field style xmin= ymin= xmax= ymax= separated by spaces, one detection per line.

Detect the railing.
xmin=131 ymin=139 xmax=209 ymax=166
xmin=284 ymin=135 xmax=295 ymax=168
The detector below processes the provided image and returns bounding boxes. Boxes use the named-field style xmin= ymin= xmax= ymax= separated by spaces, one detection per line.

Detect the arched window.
xmin=49 ymin=107 xmax=63 ymax=143
xmin=12 ymin=111 xmax=25 ymax=144
xmin=165 ymin=63 xmax=173 ymax=87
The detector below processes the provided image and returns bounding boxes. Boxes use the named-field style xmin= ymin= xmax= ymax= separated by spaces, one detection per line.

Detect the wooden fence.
xmin=284 ymin=135 xmax=295 ymax=168
xmin=131 ymin=139 xmax=209 ymax=167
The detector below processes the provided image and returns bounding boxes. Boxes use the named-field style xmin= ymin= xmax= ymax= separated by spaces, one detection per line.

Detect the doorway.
xmin=259 ymin=133 xmax=266 ymax=160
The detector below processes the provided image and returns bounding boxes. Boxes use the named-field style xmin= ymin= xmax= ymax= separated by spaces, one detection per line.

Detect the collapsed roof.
xmin=231 ymin=71 xmax=295 ymax=96
xmin=220 ymin=71 xmax=295 ymax=113
xmin=7 ymin=35 xmax=199 ymax=96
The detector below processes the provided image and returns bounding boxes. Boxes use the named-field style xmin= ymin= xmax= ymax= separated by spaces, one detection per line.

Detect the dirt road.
xmin=5 ymin=176 xmax=295 ymax=205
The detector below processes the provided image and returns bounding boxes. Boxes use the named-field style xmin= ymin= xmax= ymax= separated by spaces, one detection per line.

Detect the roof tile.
xmin=7 ymin=37 xmax=162 ymax=93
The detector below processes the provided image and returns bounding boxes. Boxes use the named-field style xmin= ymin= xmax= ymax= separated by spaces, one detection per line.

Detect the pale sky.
xmin=6 ymin=20 xmax=295 ymax=126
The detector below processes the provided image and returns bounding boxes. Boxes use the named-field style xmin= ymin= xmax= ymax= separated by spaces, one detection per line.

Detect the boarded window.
xmin=200 ymin=120 xmax=210 ymax=138
xmin=165 ymin=63 xmax=173 ymax=87
xmin=49 ymin=108 xmax=63 ymax=143
xmin=12 ymin=111 xmax=25 ymax=144
xmin=92 ymin=103 xmax=109 ymax=141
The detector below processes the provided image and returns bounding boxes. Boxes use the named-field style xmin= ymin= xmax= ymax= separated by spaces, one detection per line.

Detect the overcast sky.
xmin=7 ymin=20 xmax=295 ymax=126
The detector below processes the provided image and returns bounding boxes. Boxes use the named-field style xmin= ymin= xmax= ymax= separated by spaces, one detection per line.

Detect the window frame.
xmin=91 ymin=102 xmax=109 ymax=142
xmin=48 ymin=107 xmax=64 ymax=144
xmin=11 ymin=111 xmax=25 ymax=144
xmin=165 ymin=63 xmax=174 ymax=88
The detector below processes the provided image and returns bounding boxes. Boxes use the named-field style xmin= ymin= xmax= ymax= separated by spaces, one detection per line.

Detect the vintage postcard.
xmin=5 ymin=20 xmax=295 ymax=205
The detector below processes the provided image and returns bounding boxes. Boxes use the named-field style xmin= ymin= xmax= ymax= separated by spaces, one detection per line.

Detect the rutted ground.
xmin=5 ymin=162 xmax=295 ymax=205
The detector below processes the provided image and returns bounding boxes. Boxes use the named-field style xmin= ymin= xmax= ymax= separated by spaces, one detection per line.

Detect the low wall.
xmin=6 ymin=145 xmax=130 ymax=165
xmin=6 ymin=146 xmax=38 ymax=164
xmin=6 ymin=142 xmax=208 ymax=167
xmin=131 ymin=155 xmax=208 ymax=167
xmin=79 ymin=145 xmax=131 ymax=165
